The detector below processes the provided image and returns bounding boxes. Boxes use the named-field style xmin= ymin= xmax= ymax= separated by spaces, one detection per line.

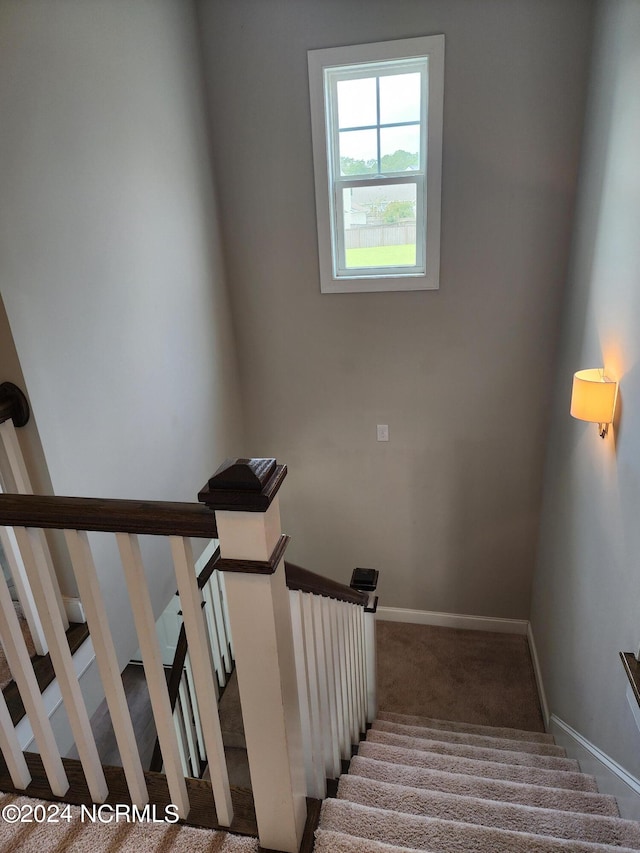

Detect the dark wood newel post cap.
xmin=197 ymin=457 xmax=287 ymax=512
xmin=0 ymin=382 xmax=30 ymax=428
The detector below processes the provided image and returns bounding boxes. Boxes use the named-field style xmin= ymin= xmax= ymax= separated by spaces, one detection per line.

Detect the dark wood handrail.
xmin=0 ymin=493 xmax=218 ymax=538
xmin=284 ymin=561 xmax=369 ymax=607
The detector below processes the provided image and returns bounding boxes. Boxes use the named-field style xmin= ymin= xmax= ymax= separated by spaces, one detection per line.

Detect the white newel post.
xmin=198 ymin=458 xmax=307 ymax=853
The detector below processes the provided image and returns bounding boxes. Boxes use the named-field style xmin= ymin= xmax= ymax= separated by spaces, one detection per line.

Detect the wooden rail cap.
xmin=285 ymin=561 xmax=369 ymax=607
xmin=0 ymin=382 xmax=30 ymax=428
xmin=0 ymin=493 xmax=218 ymax=538
xmin=198 ymin=457 xmax=287 ymax=512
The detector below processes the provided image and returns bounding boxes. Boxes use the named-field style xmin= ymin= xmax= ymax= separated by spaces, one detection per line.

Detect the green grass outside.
xmin=345 ymin=243 xmax=416 ymax=268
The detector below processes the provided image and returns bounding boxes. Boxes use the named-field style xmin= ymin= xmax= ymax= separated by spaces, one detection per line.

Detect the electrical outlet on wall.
xmin=377 ymin=424 xmax=389 ymax=442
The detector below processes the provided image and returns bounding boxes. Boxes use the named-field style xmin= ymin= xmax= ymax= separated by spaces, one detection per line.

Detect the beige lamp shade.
xmin=570 ymin=368 xmax=617 ymax=424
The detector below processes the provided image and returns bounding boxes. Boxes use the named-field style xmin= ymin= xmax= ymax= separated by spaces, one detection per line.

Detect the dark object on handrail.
xmin=0 ymin=493 xmax=218 ymax=538
xmin=0 ymin=382 xmax=30 ymax=428
xmin=350 ymin=567 xmax=379 ymax=592
xmin=198 ymin=457 xmax=287 ymax=512
xmin=285 ymin=561 xmax=369 ymax=607
xmin=620 ymin=652 xmax=640 ymax=708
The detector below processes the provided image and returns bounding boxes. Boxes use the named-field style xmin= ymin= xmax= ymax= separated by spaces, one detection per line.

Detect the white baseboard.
xmin=375 ymin=606 xmax=529 ymax=636
xmin=526 ymin=622 xmax=550 ymax=729
xmin=550 ymin=714 xmax=640 ymax=820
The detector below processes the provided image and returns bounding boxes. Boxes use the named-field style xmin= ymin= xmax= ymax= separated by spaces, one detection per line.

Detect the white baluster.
xmin=170 ymin=536 xmax=233 ymax=826
xmin=177 ymin=676 xmax=200 ymax=777
xmin=0 ymin=690 xmax=30 ymax=789
xmin=0 ymin=560 xmax=67 ymax=795
xmin=355 ymin=604 xmax=367 ymax=732
xmin=312 ymin=594 xmax=339 ymax=778
xmin=14 ymin=526 xmax=108 ymax=803
xmin=173 ymin=696 xmax=190 ymax=778
xmin=329 ymin=598 xmax=349 ymax=760
xmin=202 ymin=583 xmax=225 ymax=689
xmin=301 ymin=591 xmax=325 ymax=797
xmin=320 ymin=595 xmax=341 ymax=777
xmin=0 ymin=522 xmax=47 ymax=655
xmin=116 ymin=533 xmax=189 ymax=819
xmin=210 ymin=570 xmax=232 ymax=674
xmin=184 ymin=652 xmax=206 ymax=761
xmin=289 ymin=589 xmax=317 ymax=797
xmin=218 ymin=572 xmax=234 ymax=661
xmin=64 ymin=529 xmax=148 ymax=808
xmin=341 ymin=601 xmax=358 ymax=745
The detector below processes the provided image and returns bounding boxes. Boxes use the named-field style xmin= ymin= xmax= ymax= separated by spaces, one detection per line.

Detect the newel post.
xmin=199 ymin=459 xmax=306 ymax=853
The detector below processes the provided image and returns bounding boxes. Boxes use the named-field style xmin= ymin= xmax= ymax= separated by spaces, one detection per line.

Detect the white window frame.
xmin=308 ymin=35 xmax=444 ymax=294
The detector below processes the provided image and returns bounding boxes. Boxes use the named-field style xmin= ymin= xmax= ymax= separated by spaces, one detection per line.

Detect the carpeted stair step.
xmin=348 ymin=756 xmax=620 ymax=817
xmin=377 ymin=710 xmax=555 ymax=745
xmin=366 ymin=729 xmax=580 ymax=772
xmin=336 ymin=774 xmax=640 ymax=848
xmin=314 ymin=829 xmax=434 ymax=853
xmin=318 ymin=798 xmax=640 ymax=853
xmin=0 ymin=792 xmax=259 ymax=852
xmin=358 ymin=741 xmax=599 ymax=791
xmin=372 ymin=718 xmax=567 ymax=758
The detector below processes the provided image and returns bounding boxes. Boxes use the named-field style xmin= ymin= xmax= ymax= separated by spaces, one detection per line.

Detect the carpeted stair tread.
xmin=0 ymin=792 xmax=259 ymax=852
xmin=372 ymin=718 xmax=567 ymax=757
xmin=378 ymin=710 xmax=554 ymax=745
xmin=358 ymin=741 xmax=599 ymax=791
xmin=348 ymin=756 xmax=620 ymax=817
xmin=319 ymin=798 xmax=640 ymax=853
xmin=366 ymin=729 xmax=580 ymax=772
xmin=314 ymin=828 xmax=427 ymax=853
xmin=336 ymin=775 xmax=640 ymax=848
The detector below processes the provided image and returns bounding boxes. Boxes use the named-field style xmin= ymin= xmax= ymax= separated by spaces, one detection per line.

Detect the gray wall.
xmin=531 ymin=0 xmax=640 ymax=778
xmin=197 ymin=0 xmax=593 ymax=616
xmin=0 ymin=0 xmax=244 ymax=676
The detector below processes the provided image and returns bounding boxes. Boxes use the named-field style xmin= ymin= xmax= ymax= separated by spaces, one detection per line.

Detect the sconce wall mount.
xmin=570 ymin=368 xmax=618 ymax=439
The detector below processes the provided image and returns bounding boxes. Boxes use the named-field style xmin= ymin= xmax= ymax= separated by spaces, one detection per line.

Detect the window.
xmin=308 ymin=35 xmax=444 ymax=293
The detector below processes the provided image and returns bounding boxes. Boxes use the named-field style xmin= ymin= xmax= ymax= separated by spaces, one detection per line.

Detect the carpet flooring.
xmin=376 ymin=620 xmax=545 ymax=731
xmin=316 ymin=711 xmax=640 ymax=852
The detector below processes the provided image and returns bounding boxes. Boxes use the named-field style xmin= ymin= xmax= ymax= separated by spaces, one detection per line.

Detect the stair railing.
xmin=0 ymin=456 xmax=379 ymax=853
xmin=286 ymin=561 xmax=377 ymax=798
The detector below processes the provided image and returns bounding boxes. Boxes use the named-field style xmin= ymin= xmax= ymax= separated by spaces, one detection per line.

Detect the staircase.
xmin=316 ymin=710 xmax=640 ymax=852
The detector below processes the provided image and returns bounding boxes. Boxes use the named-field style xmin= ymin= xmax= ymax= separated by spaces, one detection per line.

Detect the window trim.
xmin=308 ymin=35 xmax=445 ymax=294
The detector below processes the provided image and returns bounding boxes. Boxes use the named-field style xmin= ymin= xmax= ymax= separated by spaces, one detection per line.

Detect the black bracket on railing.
xmin=0 ymin=382 xmax=30 ymax=428
xmin=351 ymin=567 xmax=379 ymax=613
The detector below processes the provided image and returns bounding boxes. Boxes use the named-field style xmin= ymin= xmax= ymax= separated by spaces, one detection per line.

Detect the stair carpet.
xmin=315 ymin=710 xmax=640 ymax=853
xmin=0 ymin=791 xmax=259 ymax=852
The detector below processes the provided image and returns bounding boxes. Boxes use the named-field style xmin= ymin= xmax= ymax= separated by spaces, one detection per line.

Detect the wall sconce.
xmin=570 ymin=368 xmax=618 ymax=438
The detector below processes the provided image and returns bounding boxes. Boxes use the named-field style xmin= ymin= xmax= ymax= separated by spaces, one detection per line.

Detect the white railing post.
xmin=198 ymin=458 xmax=306 ymax=853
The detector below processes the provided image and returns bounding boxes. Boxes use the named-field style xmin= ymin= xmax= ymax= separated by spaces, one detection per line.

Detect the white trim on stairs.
xmin=526 ymin=621 xmax=550 ymax=730
xmin=376 ymin=606 xmax=529 ymax=635
xmin=550 ymin=714 xmax=640 ymax=821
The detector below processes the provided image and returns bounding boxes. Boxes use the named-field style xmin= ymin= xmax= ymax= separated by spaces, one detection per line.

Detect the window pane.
xmin=339 ymin=129 xmax=378 ymax=175
xmin=380 ymin=125 xmax=420 ymax=172
xmin=379 ymin=72 xmax=421 ymax=125
xmin=342 ymin=184 xmax=417 ymax=268
xmin=337 ymin=77 xmax=377 ymax=128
